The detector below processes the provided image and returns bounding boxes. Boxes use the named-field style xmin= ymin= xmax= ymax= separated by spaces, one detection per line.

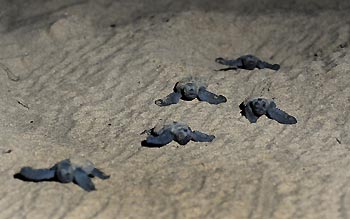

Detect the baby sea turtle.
xmin=155 ymin=77 xmax=227 ymax=106
xmin=16 ymin=158 xmax=109 ymax=191
xmin=240 ymin=97 xmax=297 ymax=124
xmin=142 ymin=121 xmax=215 ymax=146
xmin=215 ymin=55 xmax=280 ymax=71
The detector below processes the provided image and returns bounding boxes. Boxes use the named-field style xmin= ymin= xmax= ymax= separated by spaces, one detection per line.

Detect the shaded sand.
xmin=0 ymin=1 xmax=350 ymax=218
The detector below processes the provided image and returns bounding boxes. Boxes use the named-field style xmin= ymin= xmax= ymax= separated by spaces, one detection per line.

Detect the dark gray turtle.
xmin=155 ymin=77 xmax=227 ymax=106
xmin=240 ymin=97 xmax=297 ymax=124
xmin=142 ymin=121 xmax=215 ymax=146
xmin=16 ymin=158 xmax=109 ymax=191
xmin=215 ymin=55 xmax=280 ymax=71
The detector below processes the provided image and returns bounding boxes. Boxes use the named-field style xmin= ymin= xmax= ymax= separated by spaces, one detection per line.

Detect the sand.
xmin=0 ymin=0 xmax=350 ymax=218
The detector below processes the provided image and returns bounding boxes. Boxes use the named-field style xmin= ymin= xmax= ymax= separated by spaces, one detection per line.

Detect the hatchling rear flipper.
xmin=155 ymin=92 xmax=182 ymax=106
xmin=191 ymin=131 xmax=215 ymax=142
xmin=73 ymin=168 xmax=96 ymax=191
xmin=19 ymin=167 xmax=55 ymax=181
xmin=198 ymin=87 xmax=227 ymax=104
xmin=266 ymin=107 xmax=297 ymax=124
xmin=146 ymin=130 xmax=174 ymax=146
xmin=91 ymin=168 xmax=110 ymax=180
xmin=257 ymin=61 xmax=280 ymax=71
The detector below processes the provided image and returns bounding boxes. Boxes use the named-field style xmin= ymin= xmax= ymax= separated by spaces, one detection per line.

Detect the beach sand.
xmin=0 ymin=1 xmax=349 ymax=218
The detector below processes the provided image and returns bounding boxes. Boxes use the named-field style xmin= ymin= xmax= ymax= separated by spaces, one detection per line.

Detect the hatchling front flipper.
xmin=266 ymin=103 xmax=297 ymax=124
xmin=155 ymin=92 xmax=182 ymax=106
xmin=73 ymin=168 xmax=96 ymax=191
xmin=146 ymin=130 xmax=174 ymax=146
xmin=257 ymin=61 xmax=280 ymax=71
xmin=19 ymin=167 xmax=55 ymax=181
xmin=197 ymin=87 xmax=227 ymax=104
xmin=191 ymin=131 xmax=215 ymax=142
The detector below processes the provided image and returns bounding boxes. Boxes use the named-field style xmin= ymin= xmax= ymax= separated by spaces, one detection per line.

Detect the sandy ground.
xmin=0 ymin=0 xmax=350 ymax=218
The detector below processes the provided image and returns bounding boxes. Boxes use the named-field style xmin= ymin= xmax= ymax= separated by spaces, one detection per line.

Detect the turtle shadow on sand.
xmin=141 ymin=140 xmax=164 ymax=148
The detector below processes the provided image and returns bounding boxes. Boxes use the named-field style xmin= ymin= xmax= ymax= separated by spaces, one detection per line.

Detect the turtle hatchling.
xmin=240 ymin=97 xmax=297 ymax=124
xmin=16 ymin=158 xmax=110 ymax=191
xmin=155 ymin=77 xmax=227 ymax=106
xmin=142 ymin=121 xmax=215 ymax=146
xmin=215 ymin=55 xmax=280 ymax=71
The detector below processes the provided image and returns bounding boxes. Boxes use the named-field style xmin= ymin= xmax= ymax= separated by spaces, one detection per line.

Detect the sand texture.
xmin=0 ymin=0 xmax=350 ymax=218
